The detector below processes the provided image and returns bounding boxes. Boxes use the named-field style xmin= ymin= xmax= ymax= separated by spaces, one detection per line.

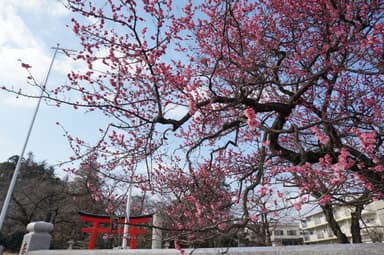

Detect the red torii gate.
xmin=79 ymin=211 xmax=153 ymax=249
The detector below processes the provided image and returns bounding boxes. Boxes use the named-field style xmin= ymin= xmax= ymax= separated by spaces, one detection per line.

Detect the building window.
xmin=364 ymin=218 xmax=376 ymax=224
xmin=287 ymin=230 xmax=297 ymax=236
xmin=334 ymin=209 xmax=342 ymax=219
xmin=317 ymin=231 xmax=324 ymax=239
xmin=274 ymin=230 xmax=284 ymax=236
xmin=344 ymin=208 xmax=350 ymax=216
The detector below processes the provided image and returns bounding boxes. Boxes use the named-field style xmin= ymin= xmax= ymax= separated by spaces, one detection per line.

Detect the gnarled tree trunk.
xmin=322 ymin=204 xmax=349 ymax=243
xmin=351 ymin=204 xmax=364 ymax=243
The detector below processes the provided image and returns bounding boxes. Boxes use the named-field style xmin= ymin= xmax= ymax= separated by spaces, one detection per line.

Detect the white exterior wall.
xmin=241 ymin=222 xmax=303 ymax=246
xmin=301 ymin=200 xmax=384 ymax=244
xmin=269 ymin=223 xmax=303 ymax=246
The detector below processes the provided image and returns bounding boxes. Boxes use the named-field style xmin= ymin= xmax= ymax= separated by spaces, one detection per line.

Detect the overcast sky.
xmin=0 ymin=0 xmax=104 ymax=175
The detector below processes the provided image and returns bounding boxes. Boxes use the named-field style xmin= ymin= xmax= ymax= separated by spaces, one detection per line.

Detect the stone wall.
xmin=28 ymin=243 xmax=383 ymax=255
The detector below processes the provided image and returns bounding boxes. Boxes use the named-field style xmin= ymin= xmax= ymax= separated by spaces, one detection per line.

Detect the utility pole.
xmin=0 ymin=44 xmax=68 ymax=231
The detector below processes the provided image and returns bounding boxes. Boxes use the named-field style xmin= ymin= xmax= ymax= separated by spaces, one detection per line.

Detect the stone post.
xmin=151 ymin=214 xmax=162 ymax=249
xmin=19 ymin=221 xmax=53 ymax=255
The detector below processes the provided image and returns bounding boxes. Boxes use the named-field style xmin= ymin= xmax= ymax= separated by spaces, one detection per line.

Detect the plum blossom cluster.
xmin=244 ymin=107 xmax=259 ymax=131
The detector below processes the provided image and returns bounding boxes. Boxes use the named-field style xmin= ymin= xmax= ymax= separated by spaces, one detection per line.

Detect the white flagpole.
xmin=0 ymin=45 xmax=60 ymax=231
xmin=122 ymin=185 xmax=132 ymax=249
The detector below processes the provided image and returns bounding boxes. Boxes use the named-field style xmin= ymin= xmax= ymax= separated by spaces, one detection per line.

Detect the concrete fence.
xmin=19 ymin=221 xmax=384 ymax=255
xmin=28 ymin=244 xmax=383 ymax=255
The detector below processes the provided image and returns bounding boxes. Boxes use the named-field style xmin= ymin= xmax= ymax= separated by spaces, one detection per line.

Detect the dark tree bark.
xmin=351 ymin=204 xmax=364 ymax=243
xmin=322 ymin=204 xmax=349 ymax=243
xmin=261 ymin=212 xmax=271 ymax=246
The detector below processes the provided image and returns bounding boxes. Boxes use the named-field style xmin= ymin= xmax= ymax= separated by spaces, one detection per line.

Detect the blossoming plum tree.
xmin=5 ymin=0 xmax=384 ymax=244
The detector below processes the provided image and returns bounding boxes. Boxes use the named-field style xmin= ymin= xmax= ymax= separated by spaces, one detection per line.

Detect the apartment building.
xmin=301 ymin=200 xmax=384 ymax=244
xmin=269 ymin=222 xmax=304 ymax=246
xmin=239 ymin=222 xmax=303 ymax=246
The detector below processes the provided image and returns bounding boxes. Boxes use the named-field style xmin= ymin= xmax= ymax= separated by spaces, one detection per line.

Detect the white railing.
xmin=28 ymin=244 xmax=383 ymax=255
xmin=18 ymin=221 xmax=384 ymax=255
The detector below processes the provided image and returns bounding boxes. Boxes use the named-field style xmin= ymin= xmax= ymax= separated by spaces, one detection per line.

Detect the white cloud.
xmin=0 ymin=4 xmax=39 ymax=48
xmin=164 ymin=103 xmax=189 ymax=119
xmin=0 ymin=0 xmax=100 ymax=168
xmin=0 ymin=44 xmax=52 ymax=108
xmin=0 ymin=0 xmax=73 ymax=108
xmin=0 ymin=46 xmax=49 ymax=82
xmin=0 ymin=95 xmax=39 ymax=108
xmin=6 ymin=0 xmax=69 ymax=16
